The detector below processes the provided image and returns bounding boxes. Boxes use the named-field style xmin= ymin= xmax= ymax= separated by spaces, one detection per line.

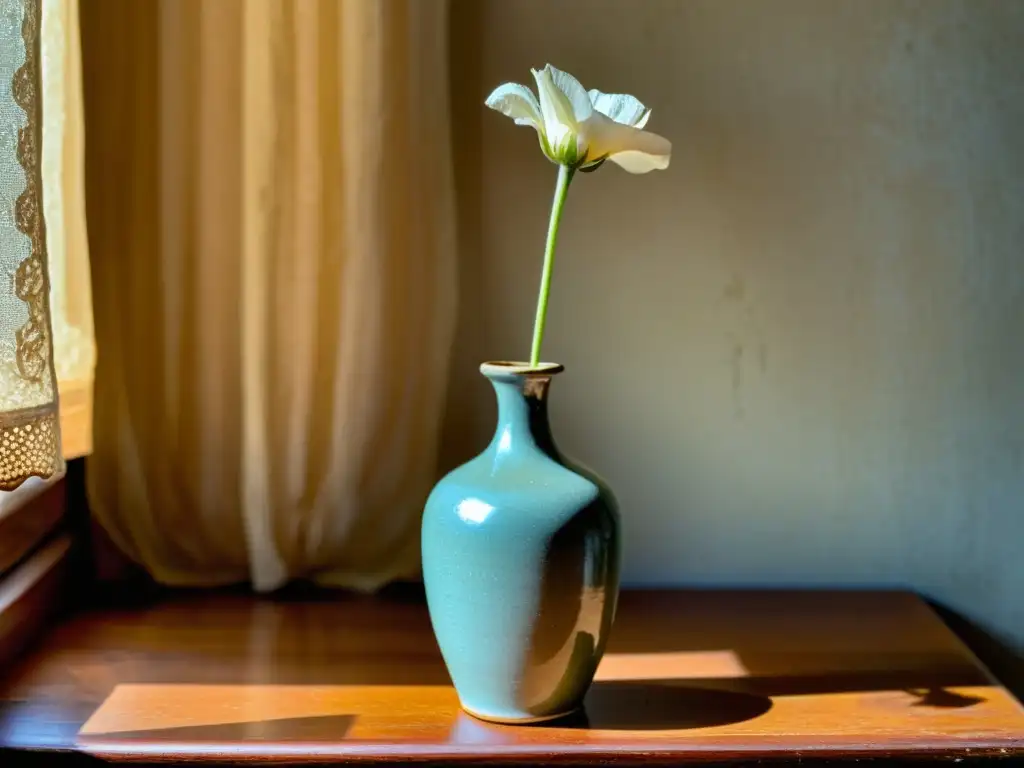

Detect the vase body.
xmin=422 ymin=362 xmax=620 ymax=724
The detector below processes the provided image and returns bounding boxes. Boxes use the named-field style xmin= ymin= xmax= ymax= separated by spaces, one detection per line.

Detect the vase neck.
xmin=481 ymin=363 xmax=562 ymax=461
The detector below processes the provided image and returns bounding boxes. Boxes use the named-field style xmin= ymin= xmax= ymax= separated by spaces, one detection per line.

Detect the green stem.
xmin=530 ymin=163 xmax=574 ymax=367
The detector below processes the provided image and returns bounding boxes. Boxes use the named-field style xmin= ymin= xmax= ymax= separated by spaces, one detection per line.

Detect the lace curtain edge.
xmin=0 ymin=0 xmax=62 ymax=491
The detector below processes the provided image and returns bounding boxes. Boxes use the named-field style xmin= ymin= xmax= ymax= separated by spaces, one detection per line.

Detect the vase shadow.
xmin=554 ymin=681 xmax=772 ymax=731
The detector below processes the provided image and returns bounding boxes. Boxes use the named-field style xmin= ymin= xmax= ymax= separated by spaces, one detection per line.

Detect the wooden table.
xmin=0 ymin=588 xmax=1021 ymax=765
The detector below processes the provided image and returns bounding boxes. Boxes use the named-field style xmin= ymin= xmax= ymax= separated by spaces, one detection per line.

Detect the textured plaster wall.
xmin=445 ymin=0 xmax=1024 ymax=651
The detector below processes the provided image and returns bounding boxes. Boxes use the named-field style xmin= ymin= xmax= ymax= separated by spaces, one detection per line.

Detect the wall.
xmin=445 ymin=0 xmax=1024 ymax=651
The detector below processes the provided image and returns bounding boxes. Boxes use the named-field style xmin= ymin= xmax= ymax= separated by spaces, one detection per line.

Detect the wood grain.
xmin=0 ymin=589 xmax=1021 ymax=765
xmin=0 ymin=535 xmax=71 ymax=670
xmin=0 ymin=476 xmax=65 ymax=578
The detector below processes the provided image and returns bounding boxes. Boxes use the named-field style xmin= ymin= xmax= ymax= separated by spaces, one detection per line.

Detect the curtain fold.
xmin=82 ymin=0 xmax=456 ymax=590
xmin=42 ymin=0 xmax=94 ymax=458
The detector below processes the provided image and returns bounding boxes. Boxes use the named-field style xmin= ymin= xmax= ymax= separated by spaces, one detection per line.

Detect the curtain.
xmin=81 ymin=0 xmax=457 ymax=591
xmin=0 ymin=0 xmax=94 ymax=548
xmin=42 ymin=0 xmax=94 ymax=459
xmin=0 ymin=0 xmax=62 ymax=497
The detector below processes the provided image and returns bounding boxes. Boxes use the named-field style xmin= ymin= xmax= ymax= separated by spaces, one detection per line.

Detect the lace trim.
xmin=0 ymin=404 xmax=58 ymax=488
xmin=0 ymin=0 xmax=61 ymax=490
xmin=13 ymin=0 xmax=51 ymax=384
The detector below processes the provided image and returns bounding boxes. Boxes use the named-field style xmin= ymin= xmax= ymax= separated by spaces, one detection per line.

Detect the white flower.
xmin=485 ymin=64 xmax=671 ymax=174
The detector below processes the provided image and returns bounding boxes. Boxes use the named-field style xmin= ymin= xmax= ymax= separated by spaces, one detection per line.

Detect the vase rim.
xmin=480 ymin=361 xmax=564 ymax=377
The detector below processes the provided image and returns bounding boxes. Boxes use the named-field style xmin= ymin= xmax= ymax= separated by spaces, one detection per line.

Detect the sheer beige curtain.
xmin=43 ymin=0 xmax=93 ymax=459
xmin=82 ymin=0 xmax=456 ymax=590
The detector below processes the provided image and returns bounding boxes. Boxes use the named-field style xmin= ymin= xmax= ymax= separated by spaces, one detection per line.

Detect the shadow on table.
xmin=551 ymin=666 xmax=987 ymax=732
xmin=931 ymin=600 xmax=1024 ymax=704
xmin=594 ymin=589 xmax=993 ymax=711
xmin=574 ymin=681 xmax=771 ymax=730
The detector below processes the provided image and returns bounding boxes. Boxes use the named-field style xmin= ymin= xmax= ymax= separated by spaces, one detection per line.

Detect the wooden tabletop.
xmin=0 ymin=588 xmax=1021 ymax=765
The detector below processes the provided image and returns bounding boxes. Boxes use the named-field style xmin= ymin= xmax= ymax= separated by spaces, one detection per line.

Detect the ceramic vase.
xmin=422 ymin=361 xmax=620 ymax=724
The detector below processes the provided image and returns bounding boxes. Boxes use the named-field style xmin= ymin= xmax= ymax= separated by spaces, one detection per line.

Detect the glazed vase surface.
xmin=422 ymin=362 xmax=620 ymax=724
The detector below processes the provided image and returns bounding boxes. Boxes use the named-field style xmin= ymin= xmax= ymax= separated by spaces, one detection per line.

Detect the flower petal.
xmin=607 ymin=149 xmax=670 ymax=173
xmin=579 ymin=111 xmax=671 ymax=173
xmin=531 ymin=66 xmax=592 ymax=164
xmin=532 ymin=66 xmax=577 ymax=139
xmin=545 ymin=64 xmax=592 ymax=122
xmin=485 ymin=82 xmax=542 ymax=128
xmin=588 ymin=89 xmax=648 ymax=127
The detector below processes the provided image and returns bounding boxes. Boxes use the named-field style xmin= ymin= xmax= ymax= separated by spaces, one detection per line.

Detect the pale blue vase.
xmin=422 ymin=361 xmax=620 ymax=724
